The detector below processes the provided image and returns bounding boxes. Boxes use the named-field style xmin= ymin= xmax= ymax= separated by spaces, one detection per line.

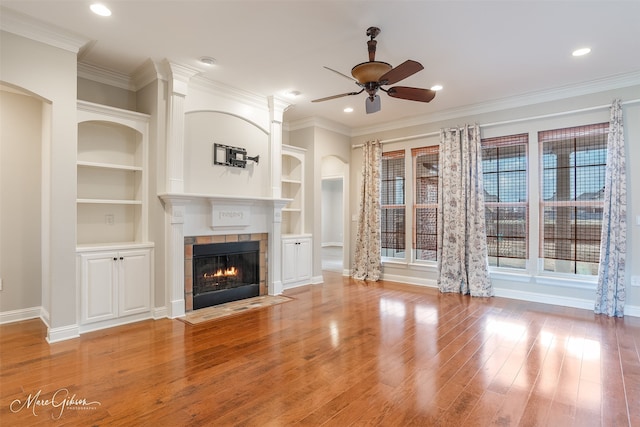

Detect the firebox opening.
xmin=192 ymin=240 xmax=260 ymax=309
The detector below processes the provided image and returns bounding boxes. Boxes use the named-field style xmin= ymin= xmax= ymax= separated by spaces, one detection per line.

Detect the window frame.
xmin=411 ymin=145 xmax=439 ymax=263
xmin=538 ymin=122 xmax=609 ymax=277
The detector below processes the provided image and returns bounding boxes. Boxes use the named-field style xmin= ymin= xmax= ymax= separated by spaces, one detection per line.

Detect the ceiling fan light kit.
xmin=313 ymin=26 xmax=436 ymax=114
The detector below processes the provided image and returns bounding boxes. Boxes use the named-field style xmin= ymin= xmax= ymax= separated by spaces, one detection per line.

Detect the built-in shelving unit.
xmin=76 ymin=101 xmax=150 ymax=247
xmin=281 ymin=145 xmax=306 ymax=236
xmin=76 ymin=100 xmax=153 ymax=331
xmin=281 ymin=144 xmax=312 ymax=289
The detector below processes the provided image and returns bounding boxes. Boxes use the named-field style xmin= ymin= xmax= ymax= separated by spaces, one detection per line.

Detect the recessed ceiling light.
xmin=199 ymin=56 xmax=217 ymax=66
xmin=285 ymin=90 xmax=301 ymax=98
xmin=430 ymin=84 xmax=443 ymax=91
xmin=343 ymin=107 xmax=354 ymax=113
xmin=572 ymin=47 xmax=591 ymax=57
xmin=90 ymin=3 xmax=111 ymax=17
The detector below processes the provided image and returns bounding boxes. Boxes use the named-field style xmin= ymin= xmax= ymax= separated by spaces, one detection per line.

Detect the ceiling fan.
xmin=312 ymin=26 xmax=436 ymax=114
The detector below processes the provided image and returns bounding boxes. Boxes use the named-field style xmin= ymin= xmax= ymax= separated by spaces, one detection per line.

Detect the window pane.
xmin=381 ymin=208 xmax=405 ymax=258
xmin=412 ymin=146 xmax=439 ymax=262
xmin=539 ymin=122 xmax=607 ymax=275
xmin=382 ymin=150 xmax=406 ymax=259
xmin=415 ymin=207 xmax=437 ymax=261
xmin=481 ymin=134 xmax=528 ymax=268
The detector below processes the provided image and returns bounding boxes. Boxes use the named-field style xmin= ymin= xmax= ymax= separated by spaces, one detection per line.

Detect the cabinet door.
xmin=80 ymin=252 xmax=118 ymax=324
xmin=282 ymin=240 xmax=298 ymax=284
xmin=296 ymin=239 xmax=312 ymax=281
xmin=118 ymin=249 xmax=151 ymax=316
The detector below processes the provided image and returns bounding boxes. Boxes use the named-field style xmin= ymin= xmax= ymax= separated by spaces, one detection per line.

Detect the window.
xmin=381 ymin=150 xmax=405 ymax=259
xmin=539 ymin=123 xmax=608 ymax=275
xmin=481 ymin=134 xmax=529 ymax=268
xmin=412 ymin=146 xmax=439 ymax=261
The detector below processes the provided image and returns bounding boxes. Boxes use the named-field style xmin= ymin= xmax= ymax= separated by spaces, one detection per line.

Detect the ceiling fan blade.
xmin=312 ymin=89 xmax=363 ymax=103
xmin=386 ymin=86 xmax=436 ymax=103
xmin=323 ymin=66 xmax=357 ymax=82
xmin=365 ymin=95 xmax=381 ymax=114
xmin=379 ymin=60 xmax=424 ymax=85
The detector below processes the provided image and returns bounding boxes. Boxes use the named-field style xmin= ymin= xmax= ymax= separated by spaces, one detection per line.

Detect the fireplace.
xmin=184 ymin=233 xmax=268 ymax=312
xmin=192 ymin=240 xmax=260 ymax=309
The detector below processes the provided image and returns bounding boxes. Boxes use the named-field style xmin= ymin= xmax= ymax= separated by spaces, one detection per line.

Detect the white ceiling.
xmin=2 ymin=1 xmax=640 ymax=130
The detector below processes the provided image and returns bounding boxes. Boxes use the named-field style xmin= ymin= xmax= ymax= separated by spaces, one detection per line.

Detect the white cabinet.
xmin=78 ymin=247 xmax=152 ymax=326
xmin=282 ymin=236 xmax=312 ymax=288
xmin=77 ymin=101 xmax=150 ymax=246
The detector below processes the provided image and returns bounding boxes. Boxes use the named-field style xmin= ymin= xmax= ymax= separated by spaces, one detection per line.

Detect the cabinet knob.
xmin=113 ymin=257 xmax=118 ymax=261
xmin=119 ymin=257 xmax=124 ymax=260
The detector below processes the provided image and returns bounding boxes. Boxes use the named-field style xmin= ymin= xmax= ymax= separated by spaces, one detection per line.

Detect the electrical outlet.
xmin=632 ymin=276 xmax=640 ymax=287
xmin=105 ymin=214 xmax=114 ymax=225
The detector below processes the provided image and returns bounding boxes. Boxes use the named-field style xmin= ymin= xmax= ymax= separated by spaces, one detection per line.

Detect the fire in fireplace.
xmin=192 ymin=240 xmax=260 ymax=309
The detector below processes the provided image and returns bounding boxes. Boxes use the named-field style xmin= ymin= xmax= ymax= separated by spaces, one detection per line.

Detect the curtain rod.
xmin=351 ymin=98 xmax=640 ymax=149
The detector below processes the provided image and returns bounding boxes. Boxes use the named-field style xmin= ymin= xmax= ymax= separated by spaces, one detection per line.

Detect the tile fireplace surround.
xmin=184 ymin=233 xmax=268 ymax=312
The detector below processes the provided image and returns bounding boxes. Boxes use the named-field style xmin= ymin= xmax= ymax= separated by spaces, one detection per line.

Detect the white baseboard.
xmin=168 ymin=299 xmax=186 ymax=319
xmin=494 ymin=288 xmax=594 ymax=311
xmin=624 ymin=304 xmax=640 ymax=317
xmin=46 ymin=324 xmax=80 ymax=343
xmin=153 ymin=306 xmax=167 ymax=319
xmin=380 ymin=273 xmax=438 ymax=288
xmin=0 ymin=306 xmax=42 ymax=324
xmin=311 ymin=275 xmax=324 ymax=285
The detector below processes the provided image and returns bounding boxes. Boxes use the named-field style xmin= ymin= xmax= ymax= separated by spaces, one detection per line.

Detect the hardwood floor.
xmin=1 ymin=272 xmax=639 ymax=426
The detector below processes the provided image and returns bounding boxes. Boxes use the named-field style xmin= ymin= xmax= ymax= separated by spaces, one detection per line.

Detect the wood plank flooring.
xmin=1 ymin=271 xmax=639 ymax=426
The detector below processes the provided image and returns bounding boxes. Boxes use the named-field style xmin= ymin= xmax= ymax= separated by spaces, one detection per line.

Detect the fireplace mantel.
xmin=159 ymin=192 xmax=291 ymax=206
xmin=159 ymin=192 xmax=289 ymax=318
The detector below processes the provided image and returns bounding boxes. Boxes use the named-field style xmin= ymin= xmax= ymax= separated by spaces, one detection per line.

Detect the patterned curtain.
xmin=595 ymin=99 xmax=626 ymax=317
xmin=353 ymin=140 xmax=382 ymax=280
xmin=437 ymin=124 xmax=493 ymax=296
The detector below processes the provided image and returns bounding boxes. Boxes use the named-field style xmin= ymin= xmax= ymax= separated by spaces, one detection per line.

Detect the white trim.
xmin=493 ymin=288 xmax=594 ymax=311
xmin=351 ymin=72 xmax=640 ymax=136
xmin=78 ymin=313 xmax=153 ymax=335
xmin=380 ymin=273 xmax=438 ymax=289
xmin=321 ymin=242 xmax=343 ymax=247
xmin=78 ymin=62 xmax=134 ymax=91
xmin=311 ymin=275 xmax=324 ymax=285
xmin=153 ymin=307 xmax=168 ymax=319
xmin=0 ymin=8 xmax=89 ymax=53
xmin=0 ymin=306 xmax=42 ymax=324
xmin=46 ymin=324 xmax=80 ymax=343
xmin=624 ymin=305 xmax=640 ymax=317
xmin=168 ymin=299 xmax=186 ymax=319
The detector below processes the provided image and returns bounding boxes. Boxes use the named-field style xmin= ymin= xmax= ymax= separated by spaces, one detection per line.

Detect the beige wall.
xmin=0 ymin=90 xmax=42 ymax=312
xmin=184 ymin=111 xmax=270 ymax=197
xmin=0 ymin=31 xmax=79 ymax=334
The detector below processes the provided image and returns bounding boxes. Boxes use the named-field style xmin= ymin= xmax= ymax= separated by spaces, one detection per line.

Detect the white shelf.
xmin=77 ymin=160 xmax=143 ymax=172
xmin=282 ymin=207 xmax=301 ymax=212
xmin=281 ymin=178 xmax=302 ymax=185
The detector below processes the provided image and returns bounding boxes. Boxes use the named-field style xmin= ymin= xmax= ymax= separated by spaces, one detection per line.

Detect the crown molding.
xmin=350 ymin=70 xmax=640 ymax=137
xmin=0 ymin=7 xmax=88 ymax=53
xmin=285 ymin=116 xmax=351 ymax=136
xmin=77 ymin=62 xmax=134 ymax=90
xmin=189 ymin=74 xmax=269 ymax=113
xmin=132 ymin=59 xmax=165 ymax=90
